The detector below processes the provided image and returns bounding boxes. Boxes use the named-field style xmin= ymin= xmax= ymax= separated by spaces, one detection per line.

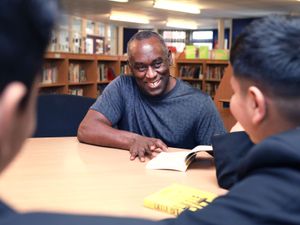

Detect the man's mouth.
xmin=148 ymin=79 xmax=161 ymax=88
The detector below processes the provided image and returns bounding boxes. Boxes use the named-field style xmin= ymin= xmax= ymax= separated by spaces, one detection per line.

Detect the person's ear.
xmin=0 ymin=82 xmax=26 ymax=139
xmin=247 ymin=86 xmax=267 ymax=125
xmin=125 ymin=60 xmax=132 ymax=73
xmin=167 ymin=50 xmax=173 ymax=66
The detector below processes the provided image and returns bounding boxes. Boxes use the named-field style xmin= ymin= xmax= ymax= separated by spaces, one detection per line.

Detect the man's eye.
xmin=135 ymin=65 xmax=147 ymax=71
xmin=153 ymin=62 xmax=162 ymax=68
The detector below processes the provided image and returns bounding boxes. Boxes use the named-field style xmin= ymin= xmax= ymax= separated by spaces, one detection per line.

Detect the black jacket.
xmin=169 ymin=128 xmax=300 ymax=225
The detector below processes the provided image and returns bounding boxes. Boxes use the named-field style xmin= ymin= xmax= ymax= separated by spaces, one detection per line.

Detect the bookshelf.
xmin=96 ymin=55 xmax=119 ymax=95
xmin=119 ymin=55 xmax=131 ymax=75
xmin=67 ymin=53 xmax=97 ymax=97
xmin=40 ymin=52 xmax=68 ymax=95
xmin=213 ymin=64 xmax=236 ymax=131
xmin=41 ymin=52 xmax=120 ymax=98
xmin=175 ymin=58 xmax=229 ymax=99
xmin=41 ymin=53 xmax=230 ymax=107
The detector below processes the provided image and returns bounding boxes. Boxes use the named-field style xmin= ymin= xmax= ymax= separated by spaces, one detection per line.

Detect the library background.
xmin=42 ymin=15 xmax=238 ymax=99
xmin=41 ymin=0 xmax=285 ymax=130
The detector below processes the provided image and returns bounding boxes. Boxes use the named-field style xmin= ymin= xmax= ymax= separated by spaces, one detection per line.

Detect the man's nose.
xmin=145 ymin=65 xmax=156 ymax=78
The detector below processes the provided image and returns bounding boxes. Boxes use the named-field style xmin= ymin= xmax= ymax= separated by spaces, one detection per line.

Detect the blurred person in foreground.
xmin=0 ymin=0 xmax=160 ymax=224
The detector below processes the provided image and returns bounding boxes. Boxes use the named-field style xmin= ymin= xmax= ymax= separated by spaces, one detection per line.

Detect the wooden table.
xmin=0 ymin=137 xmax=225 ymax=220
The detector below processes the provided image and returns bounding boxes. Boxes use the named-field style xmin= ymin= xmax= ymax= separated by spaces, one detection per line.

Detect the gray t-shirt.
xmin=91 ymin=75 xmax=226 ymax=149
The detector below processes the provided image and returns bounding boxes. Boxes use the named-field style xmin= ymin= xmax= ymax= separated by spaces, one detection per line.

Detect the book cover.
xmin=199 ymin=46 xmax=210 ymax=59
xmin=146 ymin=145 xmax=213 ymax=172
xmin=143 ymin=183 xmax=217 ymax=215
xmin=185 ymin=45 xmax=197 ymax=59
xmin=211 ymin=49 xmax=229 ymax=60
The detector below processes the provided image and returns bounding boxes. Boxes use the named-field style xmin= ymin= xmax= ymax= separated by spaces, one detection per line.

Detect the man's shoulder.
xmin=178 ymin=79 xmax=207 ymax=95
xmin=115 ymin=75 xmax=135 ymax=83
xmin=107 ymin=75 xmax=135 ymax=90
xmin=177 ymin=79 xmax=210 ymax=102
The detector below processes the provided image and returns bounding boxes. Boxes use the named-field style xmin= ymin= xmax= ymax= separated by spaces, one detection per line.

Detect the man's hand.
xmin=129 ymin=135 xmax=168 ymax=162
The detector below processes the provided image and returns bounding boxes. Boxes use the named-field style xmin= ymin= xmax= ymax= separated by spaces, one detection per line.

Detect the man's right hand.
xmin=129 ymin=135 xmax=168 ymax=162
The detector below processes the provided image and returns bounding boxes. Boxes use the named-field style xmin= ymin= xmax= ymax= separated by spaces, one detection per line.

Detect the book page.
xmin=146 ymin=145 xmax=212 ymax=172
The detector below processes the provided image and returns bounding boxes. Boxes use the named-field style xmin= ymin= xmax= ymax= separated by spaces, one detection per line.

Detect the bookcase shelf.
xmin=181 ymin=78 xmax=203 ymax=82
xmin=68 ymin=82 xmax=95 ymax=86
xmin=39 ymin=83 xmax=66 ymax=88
xmin=41 ymin=52 xmax=121 ymax=98
xmin=175 ymin=58 xmax=229 ymax=99
xmin=41 ymin=52 xmax=230 ymax=102
xmin=97 ymin=80 xmax=110 ymax=84
xmin=213 ymin=65 xmax=236 ymax=131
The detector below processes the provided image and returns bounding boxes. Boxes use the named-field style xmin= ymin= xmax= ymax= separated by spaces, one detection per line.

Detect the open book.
xmin=144 ymin=183 xmax=217 ymax=215
xmin=146 ymin=145 xmax=213 ymax=172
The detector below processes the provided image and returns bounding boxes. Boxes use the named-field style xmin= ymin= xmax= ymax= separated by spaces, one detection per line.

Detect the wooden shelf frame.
xmin=41 ymin=52 xmax=122 ymax=98
xmin=175 ymin=58 xmax=229 ymax=98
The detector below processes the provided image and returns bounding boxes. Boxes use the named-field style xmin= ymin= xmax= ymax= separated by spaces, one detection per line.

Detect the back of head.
xmin=0 ymin=0 xmax=58 ymax=100
xmin=230 ymin=15 xmax=300 ymax=123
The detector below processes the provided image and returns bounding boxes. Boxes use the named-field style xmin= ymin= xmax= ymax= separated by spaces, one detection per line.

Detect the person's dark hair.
xmin=0 ymin=0 xmax=58 ymax=108
xmin=127 ymin=31 xmax=169 ymax=60
xmin=230 ymin=15 xmax=300 ymax=123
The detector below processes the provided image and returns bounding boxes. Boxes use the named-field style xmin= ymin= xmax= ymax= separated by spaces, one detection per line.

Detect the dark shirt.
xmin=91 ymin=75 xmax=226 ymax=148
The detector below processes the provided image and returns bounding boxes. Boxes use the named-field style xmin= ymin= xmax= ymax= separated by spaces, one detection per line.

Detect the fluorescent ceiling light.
xmin=109 ymin=0 xmax=128 ymax=2
xmin=110 ymin=12 xmax=149 ymax=24
xmin=153 ymin=0 xmax=201 ymax=14
xmin=167 ymin=19 xmax=198 ymax=29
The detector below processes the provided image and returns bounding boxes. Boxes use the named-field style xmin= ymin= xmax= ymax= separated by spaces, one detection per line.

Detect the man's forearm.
xmin=77 ymin=123 xmax=139 ymax=150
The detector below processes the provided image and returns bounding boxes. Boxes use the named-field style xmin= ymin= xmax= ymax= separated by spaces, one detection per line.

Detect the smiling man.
xmin=78 ymin=31 xmax=225 ymax=162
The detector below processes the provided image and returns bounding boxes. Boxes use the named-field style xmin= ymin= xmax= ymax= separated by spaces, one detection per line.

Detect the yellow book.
xmin=185 ymin=45 xmax=197 ymax=59
xmin=143 ymin=183 xmax=217 ymax=216
xmin=199 ymin=46 xmax=210 ymax=59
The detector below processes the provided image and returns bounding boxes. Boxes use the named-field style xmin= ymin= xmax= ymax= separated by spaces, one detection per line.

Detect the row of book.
xmin=68 ymin=88 xmax=84 ymax=96
xmin=205 ymin=83 xmax=219 ymax=98
xmin=97 ymin=64 xmax=116 ymax=81
xmin=179 ymin=65 xmax=203 ymax=79
xmin=42 ymin=62 xmax=118 ymax=84
xmin=120 ymin=64 xmax=131 ymax=75
xmin=179 ymin=65 xmax=226 ymax=81
xmin=68 ymin=63 xmax=87 ymax=83
xmin=69 ymin=84 xmax=110 ymax=96
xmin=206 ymin=65 xmax=226 ymax=80
xmin=41 ymin=63 xmax=58 ymax=84
xmin=47 ymin=15 xmax=115 ymax=55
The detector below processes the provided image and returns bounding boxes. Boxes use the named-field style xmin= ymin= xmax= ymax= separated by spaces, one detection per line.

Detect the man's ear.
xmin=0 ymin=82 xmax=26 ymax=138
xmin=247 ymin=86 xmax=267 ymax=125
xmin=167 ymin=50 xmax=173 ymax=66
xmin=127 ymin=60 xmax=133 ymax=74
